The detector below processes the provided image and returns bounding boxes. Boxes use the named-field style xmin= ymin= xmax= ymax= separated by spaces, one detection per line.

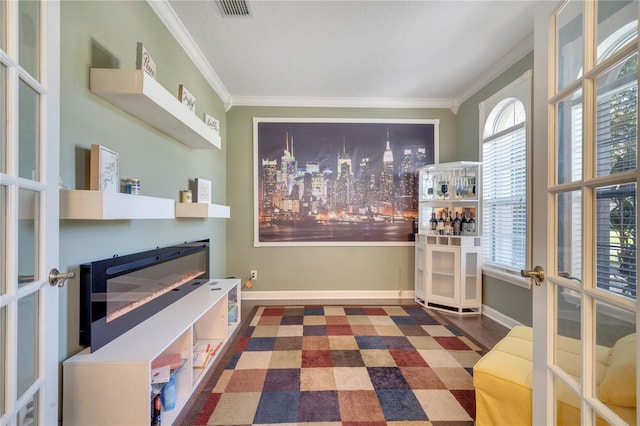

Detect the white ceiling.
xmin=157 ymin=0 xmax=537 ymax=111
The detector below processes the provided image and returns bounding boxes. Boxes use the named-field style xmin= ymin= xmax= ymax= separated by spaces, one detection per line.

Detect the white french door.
xmin=0 ymin=1 xmax=61 ymax=425
xmin=531 ymin=1 xmax=638 ymax=425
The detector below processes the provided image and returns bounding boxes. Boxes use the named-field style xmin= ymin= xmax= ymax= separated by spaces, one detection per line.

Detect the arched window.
xmin=480 ymin=72 xmax=531 ymax=284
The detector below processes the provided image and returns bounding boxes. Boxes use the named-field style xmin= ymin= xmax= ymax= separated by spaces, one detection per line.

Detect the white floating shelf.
xmin=89 ymin=68 xmax=221 ymax=150
xmin=60 ymin=190 xmax=175 ymax=220
xmin=175 ymin=203 xmax=230 ymax=218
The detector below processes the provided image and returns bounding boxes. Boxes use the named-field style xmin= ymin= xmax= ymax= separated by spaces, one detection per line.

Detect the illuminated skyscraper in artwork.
xmin=280 ymin=132 xmax=296 ymax=197
xmin=261 ymin=159 xmax=277 ymax=211
xmin=379 ymin=129 xmax=395 ymax=214
xmin=337 ymin=138 xmax=352 ymax=180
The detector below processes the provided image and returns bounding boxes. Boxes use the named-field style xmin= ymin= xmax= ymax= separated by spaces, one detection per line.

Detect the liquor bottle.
xmin=444 ymin=212 xmax=453 ymax=235
xmin=461 ymin=212 xmax=468 ymax=235
xmin=430 ymin=212 xmax=438 ymax=233
xmin=437 ymin=212 xmax=445 ymax=235
xmin=467 ymin=213 xmax=476 ymax=234
xmin=151 ymin=394 xmax=162 ymax=426
xmin=453 ymin=212 xmax=461 ymax=236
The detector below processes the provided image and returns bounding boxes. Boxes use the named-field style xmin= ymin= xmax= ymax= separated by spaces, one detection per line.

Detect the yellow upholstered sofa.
xmin=473 ymin=325 xmax=636 ymax=425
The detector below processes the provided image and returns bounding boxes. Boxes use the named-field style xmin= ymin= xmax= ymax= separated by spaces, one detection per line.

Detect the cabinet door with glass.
xmin=425 ymin=245 xmax=460 ymax=306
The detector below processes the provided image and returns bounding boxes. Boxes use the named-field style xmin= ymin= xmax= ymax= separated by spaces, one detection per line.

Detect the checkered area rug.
xmin=192 ymin=305 xmax=485 ymax=425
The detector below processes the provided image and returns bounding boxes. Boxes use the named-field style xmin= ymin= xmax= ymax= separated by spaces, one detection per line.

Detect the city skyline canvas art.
xmin=253 ymin=118 xmax=438 ymax=246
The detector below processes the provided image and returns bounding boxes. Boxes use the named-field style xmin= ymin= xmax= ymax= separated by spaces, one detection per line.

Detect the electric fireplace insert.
xmin=79 ymin=239 xmax=210 ymax=352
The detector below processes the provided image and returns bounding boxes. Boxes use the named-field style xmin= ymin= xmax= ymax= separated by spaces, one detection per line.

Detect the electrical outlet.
xmin=250 ymin=270 xmax=258 ymax=280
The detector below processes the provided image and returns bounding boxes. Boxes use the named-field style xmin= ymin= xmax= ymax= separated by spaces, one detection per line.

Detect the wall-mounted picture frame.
xmin=254 ymin=118 xmax=439 ymax=246
xmin=90 ymin=144 xmax=119 ymax=193
xmin=178 ymin=84 xmax=196 ymax=113
xmin=194 ymin=178 xmax=211 ymax=204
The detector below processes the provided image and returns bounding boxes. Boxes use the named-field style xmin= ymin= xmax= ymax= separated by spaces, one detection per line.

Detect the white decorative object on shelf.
xmin=178 ymin=84 xmax=196 ymax=113
xmin=60 ymin=190 xmax=174 ymax=220
xmin=175 ymin=203 xmax=230 ymax=218
xmin=89 ymin=68 xmax=221 ymax=150
xmin=90 ymin=144 xmax=119 ymax=192
xmin=204 ymin=114 xmax=219 ymax=134
xmin=194 ymin=178 xmax=211 ymax=203
xmin=135 ymin=42 xmax=156 ymax=79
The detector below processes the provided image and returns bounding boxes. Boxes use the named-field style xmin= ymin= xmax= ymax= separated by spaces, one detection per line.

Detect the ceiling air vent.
xmin=217 ymin=0 xmax=252 ymax=17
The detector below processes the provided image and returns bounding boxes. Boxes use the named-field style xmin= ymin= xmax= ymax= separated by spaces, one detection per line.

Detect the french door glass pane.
xmin=557 ymin=89 xmax=583 ymax=184
xmin=17 ymin=388 xmax=38 ymax=426
xmin=0 ymin=185 xmax=5 ymax=294
xmin=18 ymin=189 xmax=38 ymax=288
xmin=557 ymin=191 xmax=583 ymax=282
xmin=17 ymin=291 xmax=39 ymax=399
xmin=556 ymin=0 xmax=584 ymax=91
xmin=18 ymin=0 xmax=39 ymax=80
xmin=18 ymin=78 xmax=39 ymax=181
xmin=595 ymin=183 xmax=636 ymax=300
xmin=595 ymin=53 xmax=637 ymax=177
xmin=1 ymin=63 xmax=5 ymax=173
xmin=0 ymin=305 xmax=5 ymax=416
xmin=556 ymin=285 xmax=581 ymax=382
xmin=595 ymin=300 xmax=636 ymax=425
xmin=555 ymin=376 xmax=581 ymax=425
xmin=597 ymin=0 xmax=637 ymax=64
xmin=0 ymin=1 xmax=5 ymax=51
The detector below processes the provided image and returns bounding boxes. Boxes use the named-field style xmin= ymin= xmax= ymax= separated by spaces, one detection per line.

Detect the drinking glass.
xmin=441 ymin=177 xmax=449 ymax=200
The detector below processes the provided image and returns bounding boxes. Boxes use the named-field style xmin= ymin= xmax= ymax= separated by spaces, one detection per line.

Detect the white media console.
xmin=62 ymin=278 xmax=241 ymax=425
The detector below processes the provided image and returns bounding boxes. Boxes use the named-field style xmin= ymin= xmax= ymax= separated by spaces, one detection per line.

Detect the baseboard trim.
xmin=481 ymin=304 xmax=523 ymax=329
xmin=242 ymin=289 xmax=416 ymax=301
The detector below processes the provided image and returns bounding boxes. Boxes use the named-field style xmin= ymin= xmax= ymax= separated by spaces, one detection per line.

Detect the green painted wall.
xmin=226 ymin=106 xmax=456 ymax=293
xmin=59 ymin=1 xmax=228 ymax=358
xmin=455 ymin=52 xmax=535 ymax=326
xmin=58 ymin=1 xmax=535 ymax=367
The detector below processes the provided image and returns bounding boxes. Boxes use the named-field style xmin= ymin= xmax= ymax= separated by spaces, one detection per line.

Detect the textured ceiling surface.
xmin=165 ymin=0 xmax=536 ymax=107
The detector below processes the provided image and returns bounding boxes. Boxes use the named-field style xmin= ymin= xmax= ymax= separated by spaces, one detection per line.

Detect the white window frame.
xmin=479 ymin=70 xmax=532 ymax=288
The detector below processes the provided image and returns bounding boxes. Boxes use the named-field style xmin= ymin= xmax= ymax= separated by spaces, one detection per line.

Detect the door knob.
xmin=520 ymin=265 xmax=545 ymax=286
xmin=49 ymin=268 xmax=75 ymax=287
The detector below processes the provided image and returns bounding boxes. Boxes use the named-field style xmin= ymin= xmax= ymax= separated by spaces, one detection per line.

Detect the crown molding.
xmin=147 ymin=0 xmax=233 ymax=111
xmin=148 ymin=0 xmax=527 ymax=114
xmin=231 ymin=95 xmax=459 ymax=113
xmin=455 ymin=34 xmax=534 ymax=105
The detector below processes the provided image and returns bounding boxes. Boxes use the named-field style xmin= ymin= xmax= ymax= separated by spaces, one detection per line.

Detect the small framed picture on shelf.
xmin=194 ymin=178 xmax=211 ymax=204
xmin=90 ymin=144 xmax=119 ymax=193
xmin=204 ymin=113 xmax=219 ymax=134
xmin=178 ymin=84 xmax=196 ymax=113
xmin=135 ymin=42 xmax=157 ymax=79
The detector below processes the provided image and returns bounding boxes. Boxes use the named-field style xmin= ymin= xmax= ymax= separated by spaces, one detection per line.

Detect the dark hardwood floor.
xmin=240 ymin=298 xmax=510 ymax=349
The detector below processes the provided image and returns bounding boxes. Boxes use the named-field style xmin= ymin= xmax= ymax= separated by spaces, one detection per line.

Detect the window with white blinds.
xmin=482 ymin=112 xmax=527 ymax=273
xmin=594 ymin=52 xmax=637 ymax=300
xmin=479 ymin=71 xmax=531 ymax=285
